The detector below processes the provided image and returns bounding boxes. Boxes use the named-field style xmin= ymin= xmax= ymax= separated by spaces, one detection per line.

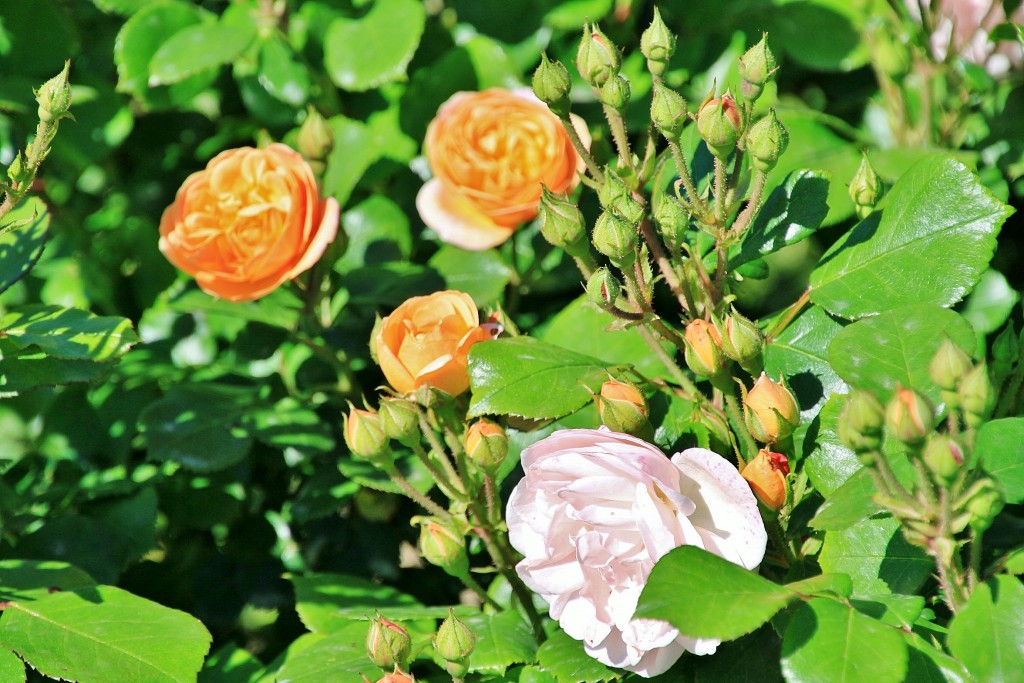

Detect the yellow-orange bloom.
xmin=159 ymin=143 xmax=339 ymax=302
xmin=374 ymin=291 xmax=497 ymax=396
xmin=416 ymin=88 xmax=587 ymax=251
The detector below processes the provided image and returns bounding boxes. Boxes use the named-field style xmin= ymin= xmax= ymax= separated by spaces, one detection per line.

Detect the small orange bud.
xmin=884 ymin=388 xmax=934 ymax=445
xmin=344 ymin=407 xmax=389 ymax=460
xmin=684 ymin=319 xmax=727 ymax=378
xmin=741 ymin=448 xmax=789 ymax=510
xmin=596 ymin=379 xmax=650 ymax=436
xmin=743 ymin=373 xmax=799 ymax=443
xmin=375 ymin=666 xmax=415 ymax=683
xmin=465 ymin=419 xmax=508 ymax=471
xmin=366 ymin=613 xmax=412 ymax=669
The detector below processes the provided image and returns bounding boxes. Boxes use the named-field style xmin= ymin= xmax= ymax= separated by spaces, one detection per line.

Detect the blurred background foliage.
xmin=0 ymin=0 xmax=1021 ymax=676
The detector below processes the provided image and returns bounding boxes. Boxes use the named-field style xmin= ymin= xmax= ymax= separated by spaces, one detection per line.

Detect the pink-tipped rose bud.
xmin=366 ymin=613 xmax=412 ymax=670
xmin=741 ymin=448 xmax=790 ymax=510
xmin=696 ymin=91 xmax=742 ymax=159
xmin=586 ymin=267 xmax=622 ymax=310
xmin=743 ymin=373 xmax=799 ymax=444
xmin=922 ymin=434 xmax=964 ymax=485
xmin=374 ymin=666 xmax=415 ymax=683
xmin=576 ymin=23 xmax=621 ymax=87
xmin=885 ymin=388 xmax=934 ymax=445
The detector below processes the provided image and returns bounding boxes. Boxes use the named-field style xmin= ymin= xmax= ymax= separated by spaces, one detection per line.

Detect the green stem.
xmin=712 ymin=157 xmax=728 ymax=227
xmin=766 ymin=513 xmax=797 ymax=568
xmin=968 ymin=526 xmax=984 ymax=592
xmin=603 ymin=104 xmax=633 ymax=172
xmin=409 ymin=440 xmax=462 ymax=501
xmin=417 ymin=410 xmax=466 ymax=498
xmin=765 ymin=287 xmax=811 ymax=343
xmin=636 ymin=325 xmax=699 ymax=399
xmin=460 ymin=570 xmax=501 ymax=611
xmin=383 ymin=464 xmax=451 ymax=519
xmin=572 ymin=253 xmax=598 ymax=280
xmin=668 ymin=138 xmax=707 ymax=216
xmin=731 ymin=170 xmax=767 ymax=236
xmin=724 ymin=393 xmax=756 ymax=469
xmin=639 ymin=217 xmax=690 ymax=314
xmin=559 ymin=116 xmax=604 ymax=184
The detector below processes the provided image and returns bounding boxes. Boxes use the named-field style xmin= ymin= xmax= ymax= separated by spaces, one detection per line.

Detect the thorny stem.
xmin=766 ymin=513 xmax=797 ymax=568
xmin=648 ymin=318 xmax=686 ymax=352
xmin=460 ymin=570 xmax=501 ymax=611
xmin=731 ymin=170 xmax=767 ymax=236
xmin=724 ymin=393 xmax=756 ymax=469
xmin=417 ymin=409 xmax=466 ymax=497
xmin=572 ymin=253 xmax=598 ymax=280
xmin=636 ymin=325 xmax=699 ymax=399
xmin=712 ymin=157 xmax=728 ymax=227
xmin=559 ymin=116 xmax=604 ymax=184
xmin=931 ymin=488 xmax=969 ymax=613
xmin=603 ymin=104 xmax=633 ymax=172
xmin=639 ymin=217 xmax=691 ymax=313
xmin=384 ymin=464 xmax=451 ymax=520
xmin=409 ymin=440 xmax=462 ymax=502
xmin=667 ymin=138 xmax=707 ymax=216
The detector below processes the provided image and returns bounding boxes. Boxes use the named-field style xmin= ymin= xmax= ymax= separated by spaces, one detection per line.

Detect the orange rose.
xmin=159 ymin=143 xmax=339 ymax=302
xmin=416 ymin=88 xmax=588 ymax=251
xmin=374 ymin=290 xmax=497 ymax=396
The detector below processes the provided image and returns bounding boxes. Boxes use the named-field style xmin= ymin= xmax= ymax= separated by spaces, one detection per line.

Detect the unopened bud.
xmin=653 ymin=193 xmax=688 ymax=249
xmin=741 ymin=448 xmax=790 ymax=510
xmin=597 ymin=379 xmax=649 ymax=436
xmin=684 ymin=319 xmax=727 ymax=379
xmin=884 ymin=388 xmax=934 ymax=446
xmin=849 ymin=153 xmax=882 ymax=219
xmin=738 ymin=34 xmax=777 ymax=100
xmin=959 ymin=364 xmax=994 ymax=427
xmin=532 ymin=53 xmax=572 ymax=117
xmin=35 ymin=61 xmax=72 ymax=124
xmin=965 ymin=479 xmax=1004 ymax=531
xmin=650 ymin=84 xmax=688 ymax=140
xmin=378 ymin=397 xmax=419 ymax=443
xmin=344 ymin=406 xmax=389 ymax=460
xmin=538 ymin=185 xmax=588 ymax=257
xmin=465 ymin=419 xmax=507 ymax=472
xmin=696 ymin=92 xmax=742 ymax=159
xmin=640 ymin=7 xmax=676 ymax=76
xmin=922 ymin=434 xmax=963 ymax=485
xmin=837 ymin=389 xmax=884 ymax=453
xmin=592 ymin=210 xmax=637 ymax=261
xmin=576 ymin=23 xmax=620 ymax=88
xmin=599 ymin=74 xmax=631 ymax=110
xmin=366 ymin=613 xmax=412 ymax=669
xmin=586 ymin=267 xmax=622 ymax=309
xmin=929 ymin=339 xmax=972 ymax=393
xmin=697 ymin=404 xmax=733 ymax=453
xmin=375 ymin=666 xmax=415 ymax=683
xmin=744 ymin=373 xmax=799 ymax=444
xmin=746 ymin=109 xmax=788 ymax=173
xmin=297 ymin=107 xmax=334 ymax=163
xmin=597 ymin=171 xmax=645 ymax=225
xmin=717 ymin=310 xmax=764 ymax=375
xmin=415 ymin=517 xmax=469 ymax=577
xmin=435 ymin=608 xmax=475 ymax=678
xmin=6 ymin=153 xmax=25 ymax=188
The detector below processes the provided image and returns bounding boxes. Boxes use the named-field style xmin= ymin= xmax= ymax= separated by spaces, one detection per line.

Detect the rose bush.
xmin=416 ymin=88 xmax=587 ymax=250
xmin=507 ymin=429 xmax=767 ymax=677
xmin=374 ymin=290 xmax=497 ymax=396
xmin=159 ymin=143 xmax=339 ymax=302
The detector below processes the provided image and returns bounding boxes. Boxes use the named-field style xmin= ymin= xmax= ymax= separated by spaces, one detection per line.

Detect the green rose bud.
xmin=597 ymin=171 xmax=645 ymax=225
xmin=717 ymin=309 xmax=764 ymax=375
xmin=592 ymin=210 xmax=637 ymax=261
xmin=344 ymin=406 xmax=390 ymax=460
xmin=378 ymin=397 xmax=420 ymax=443
xmin=929 ymin=339 xmax=973 ymax=393
xmin=653 ymin=193 xmax=688 ymax=249
xmin=696 ymin=91 xmax=743 ymax=159
xmin=596 ymin=379 xmax=650 ymax=436
xmin=586 ymin=267 xmax=622 ymax=309
xmin=366 ymin=613 xmax=412 ymax=670
xmin=921 ymin=434 xmax=963 ymax=485
xmin=35 ymin=61 xmax=72 ymax=124
xmin=884 ymin=388 xmax=934 ymax=446
xmin=538 ymin=185 xmax=589 ymax=258
xmin=745 ymin=109 xmax=788 ymax=173
xmin=965 ymin=478 xmax=1004 ymax=531
xmin=434 ymin=608 xmax=476 ymax=678
xmin=849 ymin=153 xmax=883 ymax=219
xmin=464 ymin=419 xmax=508 ymax=472
xmin=599 ymin=74 xmax=631 ymax=110
xmin=576 ymin=23 xmax=620 ymax=88
xmin=415 ymin=517 xmax=469 ymax=577
xmin=837 ymin=389 xmax=885 ymax=454
xmin=650 ymin=83 xmax=688 ymax=140
xmin=959 ymin=364 xmax=994 ymax=427
xmin=738 ymin=33 xmax=777 ymax=101
xmin=532 ymin=53 xmax=572 ymax=117
xmin=640 ymin=7 xmax=676 ymax=76
xmin=297 ymin=107 xmax=335 ymax=164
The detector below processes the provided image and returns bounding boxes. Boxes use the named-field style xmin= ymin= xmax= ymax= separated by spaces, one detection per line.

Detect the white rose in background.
xmin=507 ymin=429 xmax=767 ymax=678
xmin=904 ymin=0 xmax=1024 ymax=75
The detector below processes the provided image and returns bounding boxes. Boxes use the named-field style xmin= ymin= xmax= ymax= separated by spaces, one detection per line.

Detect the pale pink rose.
xmin=905 ymin=0 xmax=1024 ymax=75
xmin=506 ymin=429 xmax=767 ymax=678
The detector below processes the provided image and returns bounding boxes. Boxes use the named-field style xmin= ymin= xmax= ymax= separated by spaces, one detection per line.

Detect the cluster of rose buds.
xmin=363 ymin=610 xmax=476 ymax=682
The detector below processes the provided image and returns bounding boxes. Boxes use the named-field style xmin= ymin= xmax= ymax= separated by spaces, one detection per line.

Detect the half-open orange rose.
xmin=416 ymin=88 xmax=587 ymax=251
xmin=374 ymin=290 xmax=497 ymax=396
xmin=159 ymin=143 xmax=339 ymax=302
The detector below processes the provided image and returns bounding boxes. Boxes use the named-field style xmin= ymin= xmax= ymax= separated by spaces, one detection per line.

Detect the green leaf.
xmin=809 ymin=469 xmax=881 ymax=531
xmin=975 ymin=418 xmax=1024 ymax=503
xmin=803 ymin=395 xmax=861 ymax=497
xmin=904 ymin=632 xmax=972 ymax=683
xmin=768 ymin=0 xmax=867 ymax=71
xmin=336 ymin=452 xmax=435 ymax=496
xmin=1 ymin=305 xmax=139 ymax=362
xmin=429 ymin=246 xmax=513 ymax=307
xmin=335 ymin=196 xmax=412 ymax=272
xmin=818 ymin=516 xmax=932 ymax=596
xmin=148 ymin=6 xmax=257 ymax=86
xmin=140 ymin=384 xmax=253 ymax=472
xmin=0 ymin=341 xmax=112 ymax=395
xmin=635 ymin=546 xmax=796 ymax=640
xmin=275 ymin=623 xmax=377 ymax=682
xmin=786 ymin=573 xmax=854 ymax=599
xmin=0 ymin=201 xmax=49 ymax=297
xmin=0 ymin=585 xmax=211 ymax=683
xmin=249 ymin=399 xmax=335 ymax=454
xmin=114 ymin=0 xmax=203 ymax=95
xmin=290 ymin=572 xmax=420 ymax=634
xmin=89 ymin=0 xmax=150 ymax=15
xmin=0 ymin=560 xmax=96 ymax=596
xmin=0 ymin=649 xmax=24 ymax=683
xmin=199 ymin=643 xmax=265 ymax=683
xmin=257 ymin=36 xmax=309 ymax=107
xmin=810 ymin=154 xmax=1012 ymax=319
xmin=517 ymin=666 xmax=560 ymax=683
xmin=468 ymin=337 xmax=610 ymax=419
xmin=544 ymin=0 xmax=613 ymax=29
xmin=465 ymin=611 xmax=537 ymax=675
xmin=781 ymin=598 xmax=907 ymax=683
xmin=948 ymin=575 xmax=1024 ymax=682
xmin=322 ymin=116 xmax=381 ymax=207
xmin=539 ymin=295 xmax=673 ymax=378
xmin=324 ymin=0 xmax=425 ymax=91
xmin=764 ymin=305 xmax=847 ymax=424
xmin=534 ymin=628 xmax=619 ymax=683
xmin=960 ymin=268 xmax=1019 ymax=337
xmin=731 ymin=170 xmax=830 ymax=268
xmin=828 ymin=304 xmax=976 ymax=403
xmin=850 ymin=594 xmax=925 ymax=630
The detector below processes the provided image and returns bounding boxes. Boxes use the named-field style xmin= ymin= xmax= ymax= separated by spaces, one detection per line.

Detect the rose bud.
xmin=653 ymin=193 xmax=688 ymax=249
xmin=415 ymin=517 xmax=469 ymax=578
xmin=696 ymin=91 xmax=743 ymax=159
xmin=965 ymin=478 xmax=1005 ymax=532
xmin=959 ymin=364 xmax=995 ymax=427
xmin=586 ymin=267 xmax=622 ymax=310
xmin=698 ymin=403 xmax=733 ymax=454
xmin=596 ymin=379 xmax=650 ymax=436
xmin=738 ymin=34 xmax=777 ymax=101
xmin=465 ymin=419 xmax=508 ymax=472
xmin=743 ymin=373 xmax=799 ymax=444
xmin=378 ymin=397 xmax=420 ymax=443
xmin=640 ymin=7 xmax=676 ymax=76
xmin=650 ymin=83 xmax=688 ymax=141
xmin=344 ymin=407 xmax=389 ymax=460
xmin=929 ymin=338 xmax=973 ymax=393
xmin=849 ymin=153 xmax=883 ymax=219
xmin=532 ymin=53 xmax=572 ymax=117
xmin=35 ymin=61 xmax=72 ymax=123
xmin=374 ymin=666 xmax=415 ymax=683
xmin=597 ymin=171 xmax=645 ymax=225
xmin=538 ymin=185 xmax=589 ymax=258
xmin=741 ymin=448 xmax=790 ymax=510
xmin=576 ymin=23 xmax=620 ymax=88
xmin=366 ymin=613 xmax=412 ymax=670
xmin=592 ymin=210 xmax=637 ymax=261
xmin=837 ymin=389 xmax=885 ymax=454
xmin=745 ymin=109 xmax=789 ymax=173
xmin=922 ymin=434 xmax=964 ymax=485
xmin=297 ymin=107 xmax=334 ymax=167
xmin=717 ymin=309 xmax=764 ymax=375
xmin=434 ymin=608 xmax=476 ymax=678
xmin=599 ymin=74 xmax=631 ymax=110
xmin=684 ymin=319 xmax=727 ymax=379
xmin=884 ymin=388 xmax=934 ymax=446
